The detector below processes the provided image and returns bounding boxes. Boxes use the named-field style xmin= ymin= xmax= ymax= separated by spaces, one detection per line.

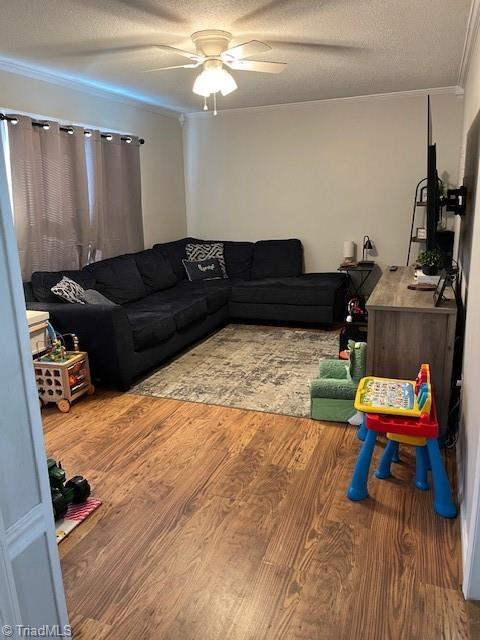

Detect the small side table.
xmin=337 ymin=263 xmax=375 ymax=299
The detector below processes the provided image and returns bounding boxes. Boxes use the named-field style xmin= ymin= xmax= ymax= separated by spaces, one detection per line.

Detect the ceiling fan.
xmin=142 ymin=30 xmax=287 ymax=113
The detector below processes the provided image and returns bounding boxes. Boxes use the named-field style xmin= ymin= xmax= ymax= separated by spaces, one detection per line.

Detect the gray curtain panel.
xmin=85 ymin=131 xmax=144 ymax=260
xmin=7 ymin=116 xmax=90 ymax=279
xmin=7 ymin=116 xmax=144 ymax=279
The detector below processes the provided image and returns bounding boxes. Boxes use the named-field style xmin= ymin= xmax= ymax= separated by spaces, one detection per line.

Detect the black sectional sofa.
xmin=24 ymin=237 xmax=347 ymax=389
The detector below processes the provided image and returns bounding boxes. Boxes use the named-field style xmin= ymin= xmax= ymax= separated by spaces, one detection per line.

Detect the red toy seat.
xmin=366 ymin=397 xmax=438 ymax=439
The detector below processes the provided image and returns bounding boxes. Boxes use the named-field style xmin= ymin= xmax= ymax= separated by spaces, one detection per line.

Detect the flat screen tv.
xmin=426 ymin=96 xmax=440 ymax=251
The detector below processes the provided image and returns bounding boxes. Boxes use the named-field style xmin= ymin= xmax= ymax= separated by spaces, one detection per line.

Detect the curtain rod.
xmin=0 ymin=113 xmax=145 ymax=144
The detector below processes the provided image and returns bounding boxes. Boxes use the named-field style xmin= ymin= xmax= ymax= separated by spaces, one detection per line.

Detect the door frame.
xmin=0 ymin=119 xmax=68 ymax=632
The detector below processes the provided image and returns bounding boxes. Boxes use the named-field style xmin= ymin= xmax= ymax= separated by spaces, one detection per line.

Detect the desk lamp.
xmin=358 ymin=235 xmax=374 ymax=266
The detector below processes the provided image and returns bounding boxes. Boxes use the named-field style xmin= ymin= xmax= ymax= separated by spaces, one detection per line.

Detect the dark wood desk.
xmin=366 ymin=266 xmax=457 ymax=434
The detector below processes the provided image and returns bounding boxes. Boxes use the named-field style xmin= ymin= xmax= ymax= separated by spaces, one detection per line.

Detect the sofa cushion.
xmin=170 ymin=298 xmax=208 ymax=330
xmin=251 ymin=239 xmax=303 ymax=279
xmin=23 ymin=282 xmax=36 ymax=303
xmin=153 ymin=238 xmax=194 ymax=280
xmin=125 ymin=290 xmax=208 ymax=331
xmin=31 ymin=270 xmax=95 ymax=303
xmin=224 ymin=241 xmax=254 ymax=279
xmin=84 ymin=255 xmax=146 ymax=304
xmin=176 ymin=280 xmax=230 ymax=313
xmin=133 ymin=249 xmax=176 ymax=294
xmin=124 ymin=309 xmax=176 ymax=351
xmin=230 ymin=273 xmax=346 ymax=307
xmin=190 ymin=238 xmax=254 ymax=280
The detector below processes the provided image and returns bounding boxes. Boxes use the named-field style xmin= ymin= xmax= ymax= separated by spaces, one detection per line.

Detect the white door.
xmin=0 ymin=128 xmax=69 ymax=636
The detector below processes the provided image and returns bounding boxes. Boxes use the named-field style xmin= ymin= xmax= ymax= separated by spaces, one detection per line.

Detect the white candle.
xmin=344 ymin=240 xmax=355 ymax=259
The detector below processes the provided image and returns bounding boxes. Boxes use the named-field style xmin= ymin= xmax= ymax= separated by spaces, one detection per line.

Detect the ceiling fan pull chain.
xmin=213 ymin=92 xmax=217 ymax=116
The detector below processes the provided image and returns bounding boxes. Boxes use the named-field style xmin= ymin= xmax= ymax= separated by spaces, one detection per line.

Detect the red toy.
xmin=366 ymin=400 xmax=438 ymax=439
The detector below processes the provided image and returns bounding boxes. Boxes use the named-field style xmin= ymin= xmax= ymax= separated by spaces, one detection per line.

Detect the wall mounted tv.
xmin=426 ymin=96 xmax=440 ymax=252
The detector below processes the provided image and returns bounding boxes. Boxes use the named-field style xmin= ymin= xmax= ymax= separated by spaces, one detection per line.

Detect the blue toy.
xmin=347 ymin=370 xmax=456 ymax=519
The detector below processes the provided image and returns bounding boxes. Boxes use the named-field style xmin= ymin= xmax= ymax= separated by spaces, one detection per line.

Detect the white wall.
xmin=0 ymin=66 xmax=187 ymax=247
xmin=184 ymin=91 xmax=463 ymax=271
xmin=456 ymin=8 xmax=480 ymax=600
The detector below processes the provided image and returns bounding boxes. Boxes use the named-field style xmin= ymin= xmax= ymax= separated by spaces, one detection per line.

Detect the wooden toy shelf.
xmin=34 ymin=351 xmax=94 ymax=413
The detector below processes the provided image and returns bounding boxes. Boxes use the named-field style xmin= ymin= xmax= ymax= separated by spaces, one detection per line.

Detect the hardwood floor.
xmin=42 ymin=391 xmax=470 ymax=640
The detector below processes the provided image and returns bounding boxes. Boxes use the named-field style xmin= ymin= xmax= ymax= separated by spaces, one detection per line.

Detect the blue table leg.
xmin=426 ymin=439 xmax=457 ymax=518
xmin=392 ymin=442 xmax=400 ymax=464
xmin=357 ymin=417 xmax=368 ymax=441
xmin=375 ymin=440 xmax=398 ymax=479
xmin=348 ymin=429 xmax=377 ymax=501
xmin=415 ymin=446 xmax=429 ymax=491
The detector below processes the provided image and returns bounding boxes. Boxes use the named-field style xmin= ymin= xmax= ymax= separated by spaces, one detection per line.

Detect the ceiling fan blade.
xmin=53 ymin=44 xmax=202 ymax=62
xmin=155 ymin=45 xmax=203 ymax=61
xmin=111 ymin=0 xmax=187 ymax=24
xmin=225 ymin=59 xmax=286 ymax=74
xmin=142 ymin=63 xmax=201 ymax=72
xmin=58 ymin=44 xmax=166 ymax=59
xmin=234 ymin=0 xmax=323 ymax=25
xmin=75 ymin=0 xmax=187 ymax=25
xmin=222 ymin=40 xmax=271 ymax=60
xmin=267 ymin=39 xmax=363 ymax=54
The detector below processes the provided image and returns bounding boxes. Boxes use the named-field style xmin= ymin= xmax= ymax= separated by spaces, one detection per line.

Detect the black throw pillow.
xmin=183 ymin=258 xmax=223 ymax=281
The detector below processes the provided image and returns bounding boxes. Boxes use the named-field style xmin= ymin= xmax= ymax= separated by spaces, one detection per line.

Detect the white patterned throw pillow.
xmin=51 ymin=276 xmax=86 ymax=304
xmin=185 ymin=242 xmax=227 ymax=278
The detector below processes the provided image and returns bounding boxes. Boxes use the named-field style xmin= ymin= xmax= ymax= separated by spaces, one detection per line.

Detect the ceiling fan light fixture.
xmin=192 ymin=69 xmax=213 ymax=97
xmin=192 ymin=67 xmax=237 ymax=97
xmin=219 ymin=70 xmax=238 ymax=96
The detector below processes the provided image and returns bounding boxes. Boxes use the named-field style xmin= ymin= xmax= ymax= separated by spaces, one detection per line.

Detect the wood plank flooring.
xmin=42 ymin=391 xmax=471 ymax=640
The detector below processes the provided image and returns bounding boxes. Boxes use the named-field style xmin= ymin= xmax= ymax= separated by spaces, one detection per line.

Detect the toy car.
xmin=47 ymin=458 xmax=91 ymax=520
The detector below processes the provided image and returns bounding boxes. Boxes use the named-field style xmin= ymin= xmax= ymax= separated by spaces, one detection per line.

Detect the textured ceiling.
xmin=0 ymin=0 xmax=472 ymax=113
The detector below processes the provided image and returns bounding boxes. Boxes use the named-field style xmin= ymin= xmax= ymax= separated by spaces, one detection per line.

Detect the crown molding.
xmin=185 ymin=86 xmax=463 ymax=119
xmin=0 ymin=55 xmax=466 ymax=122
xmin=458 ymin=0 xmax=480 ymax=87
xmin=0 ymin=57 xmax=182 ymax=119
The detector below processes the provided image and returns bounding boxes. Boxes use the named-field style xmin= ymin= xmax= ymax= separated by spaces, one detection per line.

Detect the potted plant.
xmin=416 ymin=248 xmax=443 ymax=275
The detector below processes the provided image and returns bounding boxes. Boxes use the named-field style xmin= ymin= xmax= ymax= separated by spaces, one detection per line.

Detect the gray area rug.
xmin=130 ymin=324 xmax=339 ymax=418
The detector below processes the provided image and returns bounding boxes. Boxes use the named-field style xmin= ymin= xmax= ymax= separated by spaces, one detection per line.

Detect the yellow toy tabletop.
xmin=354 ymin=375 xmax=428 ymax=417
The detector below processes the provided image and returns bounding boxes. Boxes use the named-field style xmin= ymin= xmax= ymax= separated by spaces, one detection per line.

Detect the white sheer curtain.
xmin=7 ymin=116 xmax=90 ymax=279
